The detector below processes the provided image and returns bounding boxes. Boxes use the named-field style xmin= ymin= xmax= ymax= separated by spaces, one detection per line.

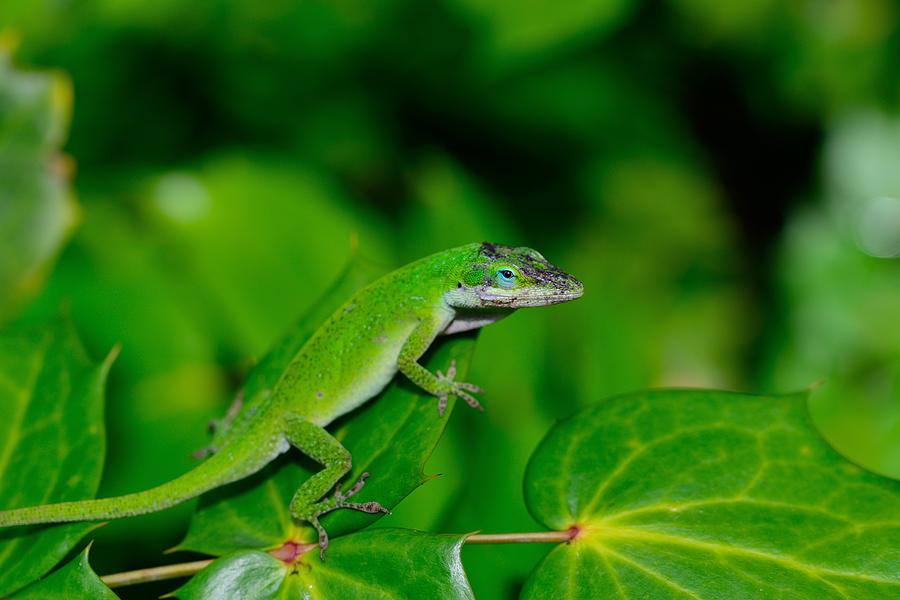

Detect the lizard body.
xmin=0 ymin=242 xmax=583 ymax=557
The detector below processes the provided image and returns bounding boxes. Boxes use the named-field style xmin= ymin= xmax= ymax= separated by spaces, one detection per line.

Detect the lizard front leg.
xmin=284 ymin=416 xmax=388 ymax=560
xmin=398 ymin=318 xmax=483 ymax=416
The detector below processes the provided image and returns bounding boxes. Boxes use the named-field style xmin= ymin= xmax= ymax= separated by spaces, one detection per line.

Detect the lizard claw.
xmin=337 ymin=472 xmax=389 ymax=513
xmin=309 ymin=517 xmax=329 ymax=561
xmin=456 ymin=382 xmax=483 ymax=394
xmin=436 ymin=360 xmax=484 ymax=415
xmin=302 ymin=472 xmax=389 ymax=561
xmin=455 ymin=389 xmax=484 ymax=412
xmin=445 ymin=360 xmax=458 ymax=380
xmin=437 ymin=391 xmax=449 ymax=417
xmin=338 ymin=472 xmax=369 ymax=501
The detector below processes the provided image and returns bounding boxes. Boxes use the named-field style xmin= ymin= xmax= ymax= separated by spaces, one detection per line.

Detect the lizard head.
xmin=446 ymin=242 xmax=584 ymax=309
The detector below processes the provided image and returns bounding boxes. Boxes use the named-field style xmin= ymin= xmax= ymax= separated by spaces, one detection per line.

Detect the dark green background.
xmin=2 ymin=1 xmax=899 ymax=598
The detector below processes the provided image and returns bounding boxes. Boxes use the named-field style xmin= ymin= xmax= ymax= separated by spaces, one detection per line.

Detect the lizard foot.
xmin=207 ymin=391 xmax=245 ymax=436
xmin=300 ymin=472 xmax=389 ymax=560
xmin=436 ymin=359 xmax=483 ymax=416
xmin=193 ymin=391 xmax=246 ymax=459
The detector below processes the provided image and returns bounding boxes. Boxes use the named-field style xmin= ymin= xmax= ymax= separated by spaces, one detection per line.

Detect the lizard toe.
xmin=456 ymin=389 xmax=484 ymax=412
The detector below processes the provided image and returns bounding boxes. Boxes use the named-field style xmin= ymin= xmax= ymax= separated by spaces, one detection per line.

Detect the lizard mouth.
xmin=477 ymin=286 xmax=583 ymax=308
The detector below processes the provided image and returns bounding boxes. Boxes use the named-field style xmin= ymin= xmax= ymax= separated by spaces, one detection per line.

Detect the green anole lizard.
xmin=0 ymin=242 xmax=583 ymax=558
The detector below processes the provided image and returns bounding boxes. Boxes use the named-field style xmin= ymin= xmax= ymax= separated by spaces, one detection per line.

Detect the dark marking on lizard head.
xmin=446 ymin=242 xmax=583 ymax=309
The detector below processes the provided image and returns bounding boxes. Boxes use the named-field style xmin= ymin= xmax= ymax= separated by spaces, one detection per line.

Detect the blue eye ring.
xmin=496 ymin=268 xmax=518 ymax=289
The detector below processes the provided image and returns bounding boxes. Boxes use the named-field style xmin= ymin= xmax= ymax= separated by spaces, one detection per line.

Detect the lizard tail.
xmin=0 ymin=489 xmax=184 ymax=527
xmin=0 ymin=436 xmax=281 ymax=528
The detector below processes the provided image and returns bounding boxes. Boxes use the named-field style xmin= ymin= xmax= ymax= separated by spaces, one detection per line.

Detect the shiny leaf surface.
xmin=12 ymin=545 xmax=117 ymax=599
xmin=0 ymin=318 xmax=113 ymax=595
xmin=523 ymin=389 xmax=900 ymax=599
xmin=175 ymin=529 xmax=473 ymax=600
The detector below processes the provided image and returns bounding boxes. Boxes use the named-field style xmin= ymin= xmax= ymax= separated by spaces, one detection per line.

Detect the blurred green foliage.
xmin=0 ymin=40 xmax=75 ymax=322
xmin=2 ymin=0 xmax=899 ymax=597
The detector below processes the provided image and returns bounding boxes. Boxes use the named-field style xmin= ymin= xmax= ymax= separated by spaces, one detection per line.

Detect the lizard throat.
xmin=441 ymin=311 xmax=510 ymax=335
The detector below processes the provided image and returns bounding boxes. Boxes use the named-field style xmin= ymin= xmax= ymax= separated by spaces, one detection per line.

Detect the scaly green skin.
xmin=0 ymin=242 xmax=583 ymax=558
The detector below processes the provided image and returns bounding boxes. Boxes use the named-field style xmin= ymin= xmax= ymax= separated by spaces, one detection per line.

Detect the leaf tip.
xmin=805 ymin=378 xmax=827 ymax=392
xmin=102 ymin=343 xmax=122 ymax=373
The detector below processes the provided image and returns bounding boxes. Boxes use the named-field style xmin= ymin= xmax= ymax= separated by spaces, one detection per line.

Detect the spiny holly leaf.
xmin=522 ymin=390 xmax=900 ymax=599
xmin=11 ymin=545 xmax=117 ymax=599
xmin=175 ymin=529 xmax=473 ymax=600
xmin=0 ymin=318 xmax=114 ymax=596
xmin=0 ymin=43 xmax=77 ymax=323
xmin=176 ymin=334 xmax=475 ymax=555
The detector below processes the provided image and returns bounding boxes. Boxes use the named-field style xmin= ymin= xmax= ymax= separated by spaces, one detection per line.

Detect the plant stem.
xmin=100 ymin=530 xmax=574 ymax=589
xmin=101 ymin=559 xmax=213 ymax=588
xmin=466 ymin=530 xmax=575 ymax=544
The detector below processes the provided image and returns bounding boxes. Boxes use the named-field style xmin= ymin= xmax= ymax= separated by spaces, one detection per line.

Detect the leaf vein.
xmin=580 ymin=424 xmax=757 ymax=518
xmin=605 ymin=527 xmax=899 ymax=586
xmin=604 ymin=547 xmax=704 ymax=599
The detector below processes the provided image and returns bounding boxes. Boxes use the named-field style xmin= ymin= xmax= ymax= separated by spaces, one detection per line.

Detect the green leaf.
xmin=11 ymin=544 xmax=118 ymax=599
xmin=175 ymin=529 xmax=473 ymax=600
xmin=173 ymin=257 xmax=384 ymax=554
xmin=0 ymin=46 xmax=77 ymax=322
xmin=177 ymin=335 xmax=475 ymax=555
xmin=176 ymin=255 xmax=475 ymax=555
xmin=0 ymin=318 xmax=114 ymax=596
xmin=522 ymin=389 xmax=900 ymax=599
xmin=213 ymin=254 xmax=389 ymax=445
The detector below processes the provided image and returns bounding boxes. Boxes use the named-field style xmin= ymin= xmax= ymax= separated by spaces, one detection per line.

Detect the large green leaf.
xmin=0 ymin=45 xmax=76 ymax=323
xmin=0 ymin=318 xmax=113 ymax=596
xmin=522 ymin=389 xmax=900 ymax=599
xmin=11 ymin=545 xmax=118 ymax=599
xmin=175 ymin=529 xmax=472 ymax=599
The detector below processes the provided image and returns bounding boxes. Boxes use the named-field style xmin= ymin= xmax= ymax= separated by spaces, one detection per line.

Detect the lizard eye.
xmin=496 ymin=268 xmax=518 ymax=289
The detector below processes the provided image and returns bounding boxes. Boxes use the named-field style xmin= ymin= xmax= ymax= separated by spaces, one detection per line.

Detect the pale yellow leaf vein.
xmin=603 ymin=547 xmax=703 ymax=599
xmin=596 ymin=545 xmax=629 ymax=600
xmin=605 ymin=527 xmax=898 ymax=586
xmin=580 ymin=424 xmax=753 ymax=518
xmin=264 ymin=476 xmax=292 ymax=532
xmin=603 ymin=498 xmax=858 ymax=526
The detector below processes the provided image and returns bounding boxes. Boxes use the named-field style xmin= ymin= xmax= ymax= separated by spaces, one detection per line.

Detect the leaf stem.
xmin=100 ymin=530 xmax=575 ymax=588
xmin=101 ymin=559 xmax=213 ymax=588
xmin=466 ymin=530 xmax=576 ymax=544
